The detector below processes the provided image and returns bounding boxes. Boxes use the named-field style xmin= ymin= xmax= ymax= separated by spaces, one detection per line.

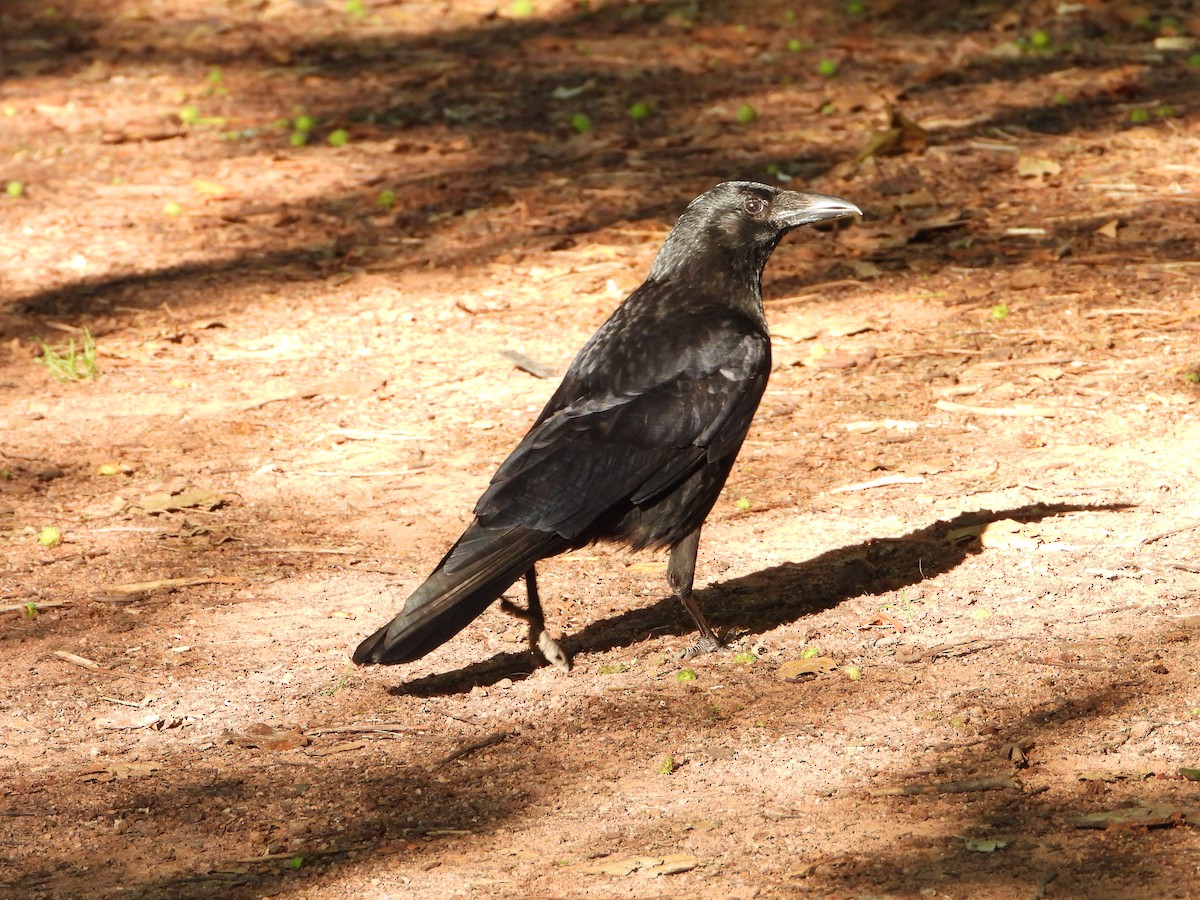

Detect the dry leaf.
xmin=779 ymin=657 xmax=839 ymax=680
xmin=225 ymin=723 xmax=310 ymax=751
xmin=1096 ymin=219 xmax=1120 ymax=239
xmin=1016 ymin=156 xmax=1062 ymax=178
xmin=134 ymin=489 xmax=225 ymax=514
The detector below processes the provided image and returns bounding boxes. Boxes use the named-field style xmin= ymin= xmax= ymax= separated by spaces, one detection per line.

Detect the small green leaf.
xmin=628 ymin=101 xmax=649 ymax=121
xmin=289 ymin=131 xmax=308 ymax=147
xmin=598 ymin=662 xmax=626 ymax=675
xmin=164 ymin=201 xmax=182 ymax=216
xmin=5 ymin=181 xmax=24 ymax=198
xmin=801 ymin=647 xmax=820 ymax=659
xmin=991 ymin=303 xmax=1009 ymax=321
xmin=345 ymin=0 xmax=365 ymax=18
xmin=1029 ymin=29 xmax=1050 ymax=48
xmin=817 ymin=58 xmax=839 ymax=77
xmin=734 ymin=497 xmax=751 ymax=510
xmin=1179 ymin=767 xmax=1200 ymax=781
xmin=733 ymin=651 xmax=756 ymax=665
xmin=23 ymin=602 xmax=39 ymax=618
xmin=377 ymin=189 xmax=396 ymax=209
xmin=38 ymin=526 xmax=62 ymax=548
xmin=657 ymin=754 xmax=675 ymax=775
xmin=844 ymin=665 xmax=863 ymax=681
xmin=845 ymin=0 xmax=864 ymax=15
xmin=735 ymin=103 xmax=757 ymax=124
xmin=97 ymin=463 xmax=120 ymax=476
xmin=510 ymin=0 xmax=534 ymax=16
xmin=293 ymin=114 xmax=315 ymax=132
xmin=178 ymin=105 xmax=201 ymax=124
xmin=328 ymin=128 xmax=349 ymax=147
xmin=677 ymin=668 xmax=697 ymax=682
xmin=1129 ymin=107 xmax=1150 ymax=124
xmin=287 ymin=854 xmax=307 ymax=869
xmin=570 ymin=113 xmax=592 ymax=133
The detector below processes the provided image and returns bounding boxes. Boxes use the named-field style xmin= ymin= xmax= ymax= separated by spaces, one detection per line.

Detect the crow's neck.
xmin=647 ymin=234 xmax=777 ymax=316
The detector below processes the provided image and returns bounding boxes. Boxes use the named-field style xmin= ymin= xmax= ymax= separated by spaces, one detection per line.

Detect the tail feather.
xmin=352 ymin=523 xmax=564 ymax=665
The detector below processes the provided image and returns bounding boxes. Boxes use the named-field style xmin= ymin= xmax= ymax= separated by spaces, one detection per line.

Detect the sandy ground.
xmin=2 ymin=1 xmax=1200 ymax=897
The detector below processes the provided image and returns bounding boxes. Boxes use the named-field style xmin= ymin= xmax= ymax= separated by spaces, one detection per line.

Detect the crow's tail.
xmin=352 ymin=522 xmax=565 ymax=665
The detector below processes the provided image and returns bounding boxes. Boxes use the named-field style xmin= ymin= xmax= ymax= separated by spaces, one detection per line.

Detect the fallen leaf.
xmin=1095 ymin=219 xmax=1120 ymax=239
xmin=134 ymin=489 xmax=225 ymax=514
xmin=638 ymin=853 xmax=699 ymax=878
xmin=225 ymin=723 xmax=310 ymax=751
xmin=963 ymin=838 xmax=1008 ymax=852
xmin=779 ymin=657 xmax=838 ymax=680
xmin=1016 ymin=156 xmax=1062 ymax=178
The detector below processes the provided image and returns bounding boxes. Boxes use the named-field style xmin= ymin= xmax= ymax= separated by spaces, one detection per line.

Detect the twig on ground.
xmin=830 ymin=474 xmax=924 ymax=494
xmin=1141 ymin=520 xmax=1200 ymax=545
xmin=935 ymin=399 xmax=1060 ymax=418
xmin=53 ymin=651 xmax=102 ymax=670
xmin=436 ymin=731 xmax=509 ymax=767
xmin=1026 ymin=657 xmax=1112 ymax=672
xmin=1 ymin=600 xmax=67 ymax=614
xmin=305 ymin=724 xmax=423 ymax=737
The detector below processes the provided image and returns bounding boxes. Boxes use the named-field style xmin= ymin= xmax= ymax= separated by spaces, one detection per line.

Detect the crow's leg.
xmin=499 ymin=568 xmax=571 ymax=672
xmin=668 ymin=527 xmax=722 ymax=658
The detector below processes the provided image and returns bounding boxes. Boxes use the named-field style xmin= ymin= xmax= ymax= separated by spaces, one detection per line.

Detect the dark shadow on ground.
xmin=395 ymin=501 xmax=1131 ymax=696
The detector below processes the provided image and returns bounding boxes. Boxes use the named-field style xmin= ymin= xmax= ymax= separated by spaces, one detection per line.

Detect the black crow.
xmin=354 ymin=181 xmax=861 ymax=672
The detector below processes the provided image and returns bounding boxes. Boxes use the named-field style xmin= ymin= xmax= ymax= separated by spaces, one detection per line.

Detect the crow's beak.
xmin=776 ymin=192 xmax=862 ymax=228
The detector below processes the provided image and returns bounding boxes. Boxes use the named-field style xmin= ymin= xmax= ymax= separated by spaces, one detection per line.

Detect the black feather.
xmin=354 ymin=181 xmax=861 ymax=669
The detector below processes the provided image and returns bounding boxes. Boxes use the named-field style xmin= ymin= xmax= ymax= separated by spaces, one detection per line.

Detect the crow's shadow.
xmin=394 ymin=501 xmax=1129 ymax=696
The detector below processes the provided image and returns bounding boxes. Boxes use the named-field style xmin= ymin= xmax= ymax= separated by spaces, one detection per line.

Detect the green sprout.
xmin=328 ymin=128 xmax=349 ymax=147
xmin=733 ymin=651 xmax=757 ymax=665
xmin=1129 ymin=107 xmax=1150 ymax=124
xmin=735 ymin=103 xmax=757 ymax=124
xmin=510 ymin=0 xmax=534 ymax=16
xmin=287 ymin=855 xmax=307 ymax=869
xmin=164 ymin=201 xmax=182 ymax=216
xmin=1183 ymin=371 xmax=1199 ymax=384
xmin=377 ymin=188 xmax=396 ymax=209
xmin=345 ymin=0 xmax=366 ymax=18
xmin=1189 ymin=53 xmax=1200 ymax=67
xmin=0 ymin=468 xmax=11 ymax=479
xmin=570 ymin=113 xmax=592 ymax=133
xmin=23 ymin=602 xmax=39 ymax=618
xmin=38 ymin=527 xmax=62 ymax=548
xmin=628 ymin=101 xmax=650 ymax=121
xmin=991 ymin=303 xmax=1010 ymax=321
xmin=656 ymin=754 xmax=676 ymax=775
xmin=734 ymin=497 xmax=751 ymax=510
xmin=5 ymin=181 xmax=23 ymax=198
xmin=1029 ymin=29 xmax=1051 ymax=49
xmin=845 ymin=0 xmax=864 ymax=15
xmin=817 ymin=58 xmax=839 ymax=77
xmin=844 ymin=665 xmax=863 ymax=681
xmin=677 ymin=668 xmax=698 ymax=682
xmin=598 ymin=662 xmax=626 ymax=675
xmin=786 ymin=38 xmax=810 ymax=52
xmin=801 ymin=647 xmax=820 ymax=660
xmin=35 ymin=328 xmax=97 ymax=381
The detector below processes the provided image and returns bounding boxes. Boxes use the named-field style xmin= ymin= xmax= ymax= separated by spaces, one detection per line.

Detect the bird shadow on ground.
xmin=395 ymin=501 xmax=1130 ymax=696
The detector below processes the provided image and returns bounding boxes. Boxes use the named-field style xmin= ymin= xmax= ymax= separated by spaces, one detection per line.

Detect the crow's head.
xmin=653 ymin=181 xmax=861 ymax=282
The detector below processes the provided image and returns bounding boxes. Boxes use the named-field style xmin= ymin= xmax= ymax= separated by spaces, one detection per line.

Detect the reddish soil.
xmin=2 ymin=1 xmax=1199 ymax=897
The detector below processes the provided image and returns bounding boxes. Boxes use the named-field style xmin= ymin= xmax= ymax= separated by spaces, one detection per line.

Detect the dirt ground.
xmin=2 ymin=0 xmax=1200 ymax=897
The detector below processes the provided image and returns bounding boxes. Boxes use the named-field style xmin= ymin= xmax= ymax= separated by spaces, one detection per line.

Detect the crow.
xmin=353 ymin=181 xmax=861 ymax=672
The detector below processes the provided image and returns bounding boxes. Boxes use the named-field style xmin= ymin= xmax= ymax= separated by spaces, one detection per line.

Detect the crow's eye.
xmin=743 ymin=196 xmax=768 ymax=216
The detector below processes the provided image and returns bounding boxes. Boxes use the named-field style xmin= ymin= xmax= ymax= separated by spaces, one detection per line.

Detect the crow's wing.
xmin=475 ymin=317 xmax=770 ymax=539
